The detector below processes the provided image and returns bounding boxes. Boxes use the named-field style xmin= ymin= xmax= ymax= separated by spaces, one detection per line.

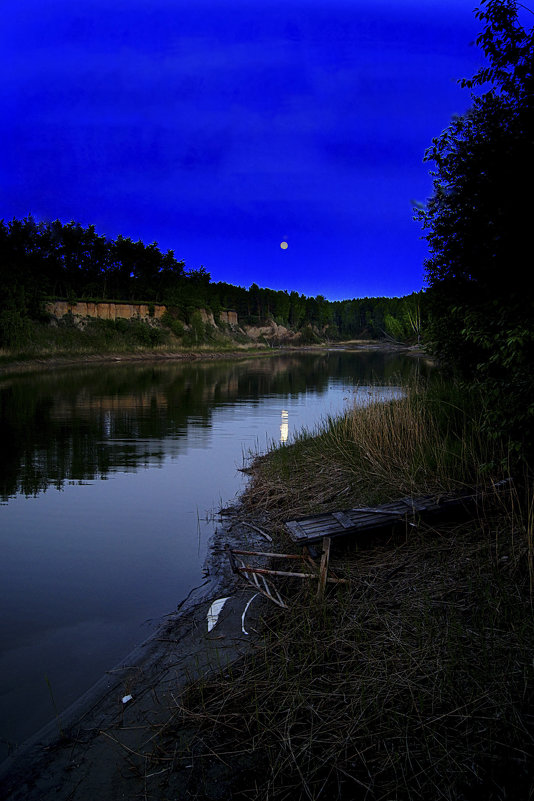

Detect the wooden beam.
xmin=317 ymin=536 xmax=331 ymax=599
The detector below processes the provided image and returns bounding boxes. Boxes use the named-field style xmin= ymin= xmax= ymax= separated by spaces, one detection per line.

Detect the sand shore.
xmin=0 ymin=517 xmax=267 ymax=801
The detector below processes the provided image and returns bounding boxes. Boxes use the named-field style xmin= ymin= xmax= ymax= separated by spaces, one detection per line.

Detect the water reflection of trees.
xmin=0 ymin=352 xmax=427 ymax=500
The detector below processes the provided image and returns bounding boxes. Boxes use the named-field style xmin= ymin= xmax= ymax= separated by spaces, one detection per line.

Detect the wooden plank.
xmin=237 ymin=564 xmax=346 ymax=584
xmin=350 ymin=507 xmax=406 ymax=517
xmin=285 ymin=486 xmax=511 ymax=545
xmin=332 ymin=511 xmax=358 ymax=529
xmin=239 ymin=565 xmax=320 ymax=580
xmin=285 ymin=520 xmax=308 ymax=540
xmin=233 ymin=483 xmax=513 ymax=604
xmin=348 ymin=518 xmax=395 ymax=532
xmin=286 ymin=509 xmax=412 ymax=543
xmin=286 ymin=520 xmax=356 ymax=543
xmin=299 ymin=521 xmax=338 ymax=532
xmin=299 ymin=522 xmax=343 ymax=536
xmin=346 ymin=514 xmax=400 ymax=527
xmin=299 ymin=518 xmax=338 ymax=530
xmin=398 ymin=496 xmax=435 ymax=513
xmin=231 ymin=549 xmax=306 ymax=560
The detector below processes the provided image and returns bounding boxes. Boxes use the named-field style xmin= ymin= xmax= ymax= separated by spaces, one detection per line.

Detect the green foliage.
xmin=384 ymin=313 xmax=406 ymax=341
xmin=417 ymin=0 xmax=534 ymax=458
xmin=189 ymin=310 xmax=206 ymax=343
xmin=324 ymin=323 xmax=340 ymax=341
xmin=161 ymin=310 xmax=185 ymax=337
xmin=170 ymin=319 xmax=185 ymax=338
xmin=0 ymin=285 xmax=32 ymax=347
xmin=0 ymin=308 xmax=31 ymax=348
xmin=113 ymin=318 xmax=130 ymax=334
xmin=0 ymin=314 xmax=172 ymax=357
xmin=0 ymin=216 xmax=186 ymax=306
xmin=298 ymin=324 xmax=321 ymax=345
xmin=83 ymin=318 xmax=165 ymax=347
xmin=129 ymin=320 xmax=165 ymax=346
xmin=0 ymin=215 xmax=427 ymax=350
xmin=383 ymin=295 xmax=423 ymax=343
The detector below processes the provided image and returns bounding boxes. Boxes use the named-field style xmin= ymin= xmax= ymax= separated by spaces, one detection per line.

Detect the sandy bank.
xmin=0 ymin=516 xmax=269 ymax=801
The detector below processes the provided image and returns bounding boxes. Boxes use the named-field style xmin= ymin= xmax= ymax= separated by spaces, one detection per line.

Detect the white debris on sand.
xmin=206 ymin=597 xmax=231 ymax=632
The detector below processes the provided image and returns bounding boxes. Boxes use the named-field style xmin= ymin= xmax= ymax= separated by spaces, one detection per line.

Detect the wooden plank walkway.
xmin=285 ymin=483 xmax=511 ymax=545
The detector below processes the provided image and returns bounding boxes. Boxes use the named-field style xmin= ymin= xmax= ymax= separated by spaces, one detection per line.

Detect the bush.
xmin=130 ymin=320 xmax=165 ymax=346
xmin=114 ymin=318 xmax=129 ymax=334
xmin=189 ymin=310 xmax=205 ymax=343
xmin=298 ymin=324 xmax=320 ymax=345
xmin=0 ymin=309 xmax=31 ymax=348
xmin=171 ymin=319 xmax=185 ymax=337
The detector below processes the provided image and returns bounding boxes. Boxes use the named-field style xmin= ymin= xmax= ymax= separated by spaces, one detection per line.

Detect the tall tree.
xmin=417 ymin=0 xmax=534 ymax=453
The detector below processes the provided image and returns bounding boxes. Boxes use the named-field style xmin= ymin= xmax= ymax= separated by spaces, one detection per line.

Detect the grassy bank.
xmin=0 ymin=318 xmax=285 ymax=375
xmin=241 ymin=379 xmax=506 ymax=524
xmin=0 ymin=315 xmax=419 ymax=371
xmin=149 ymin=379 xmax=534 ymax=800
xmin=0 ymin=316 xmax=255 ymax=365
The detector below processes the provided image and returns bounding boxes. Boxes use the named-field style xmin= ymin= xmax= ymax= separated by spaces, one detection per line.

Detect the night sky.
xmin=1 ymin=1 xmax=485 ymax=300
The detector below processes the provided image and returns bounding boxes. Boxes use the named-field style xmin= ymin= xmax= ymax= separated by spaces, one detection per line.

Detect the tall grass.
xmin=335 ymin=379 xmax=502 ymax=495
xmin=143 ymin=377 xmax=534 ymax=800
xmin=242 ymin=378 xmax=508 ymax=525
xmin=158 ymin=530 xmax=534 ymax=800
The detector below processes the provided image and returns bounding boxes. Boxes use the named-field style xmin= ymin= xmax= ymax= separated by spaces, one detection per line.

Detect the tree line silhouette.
xmin=0 ymin=215 xmax=423 ymax=345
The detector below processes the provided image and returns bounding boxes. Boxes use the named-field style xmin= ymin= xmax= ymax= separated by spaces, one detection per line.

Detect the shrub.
xmin=130 ymin=320 xmax=165 ymax=346
xmin=0 ymin=309 xmax=31 ymax=348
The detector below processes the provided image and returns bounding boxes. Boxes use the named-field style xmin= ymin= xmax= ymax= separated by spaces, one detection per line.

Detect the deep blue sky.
xmin=1 ymin=1 xmax=485 ymax=300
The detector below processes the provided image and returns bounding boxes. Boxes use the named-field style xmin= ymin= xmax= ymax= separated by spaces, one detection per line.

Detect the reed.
xmin=333 ymin=378 xmax=501 ymax=495
xmin=242 ymin=378 xmax=507 ymax=529
xmin=146 ymin=378 xmax=534 ymax=799
xmin=152 ymin=516 xmax=534 ymax=800
xmin=44 ymin=675 xmax=64 ymax=739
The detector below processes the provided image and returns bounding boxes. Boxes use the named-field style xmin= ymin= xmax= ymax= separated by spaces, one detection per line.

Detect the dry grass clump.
xmin=336 ymin=384 xmax=491 ymax=495
xmin=147 ymin=379 xmax=533 ymax=799
xmin=153 ymin=518 xmax=534 ymax=800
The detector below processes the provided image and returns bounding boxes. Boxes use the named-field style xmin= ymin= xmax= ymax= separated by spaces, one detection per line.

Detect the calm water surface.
xmin=0 ymin=350 xmax=425 ymax=757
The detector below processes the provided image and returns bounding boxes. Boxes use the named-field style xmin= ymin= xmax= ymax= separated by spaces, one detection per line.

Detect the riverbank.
xmin=3 ymin=491 xmax=532 ymax=801
xmin=211 ymin=381 xmax=534 ymax=800
xmin=0 ymin=339 xmax=424 ymax=376
xmin=3 ymin=373 xmax=529 ymax=800
xmin=0 ymin=517 xmax=270 ymax=801
xmin=153 ymin=380 xmax=533 ymax=800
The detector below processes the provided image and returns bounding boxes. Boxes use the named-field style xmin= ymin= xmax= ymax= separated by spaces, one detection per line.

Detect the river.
xmin=0 ymin=348 xmax=426 ymax=759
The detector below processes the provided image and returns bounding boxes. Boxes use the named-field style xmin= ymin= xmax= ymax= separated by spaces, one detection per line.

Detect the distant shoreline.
xmin=0 ymin=340 xmax=425 ymax=376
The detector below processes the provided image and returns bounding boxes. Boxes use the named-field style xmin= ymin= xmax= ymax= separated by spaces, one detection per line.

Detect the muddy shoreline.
xmin=0 ymin=515 xmax=269 ymax=801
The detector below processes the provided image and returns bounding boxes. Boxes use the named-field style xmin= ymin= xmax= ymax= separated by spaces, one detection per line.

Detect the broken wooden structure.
xmin=225 ymin=543 xmax=346 ymax=608
xmin=228 ymin=481 xmax=512 ymax=606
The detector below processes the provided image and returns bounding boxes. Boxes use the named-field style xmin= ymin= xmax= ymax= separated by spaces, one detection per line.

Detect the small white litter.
xmin=207 ymin=596 xmax=231 ymax=632
xmin=122 ymin=694 xmax=133 ymax=704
